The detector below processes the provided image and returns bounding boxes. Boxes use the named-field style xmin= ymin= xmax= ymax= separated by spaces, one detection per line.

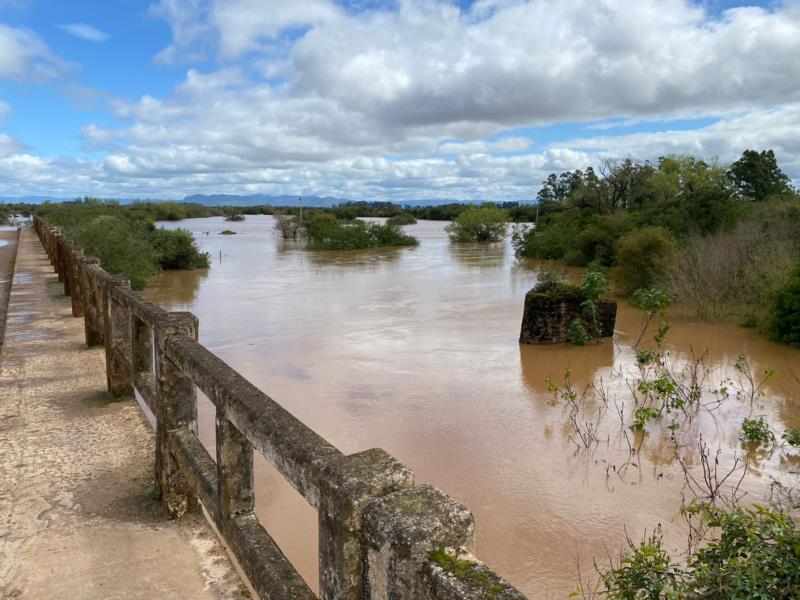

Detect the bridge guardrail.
xmin=33 ymin=215 xmax=527 ymax=600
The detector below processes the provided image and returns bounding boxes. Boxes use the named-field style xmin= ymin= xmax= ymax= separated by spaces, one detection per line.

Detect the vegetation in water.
xmin=599 ymin=504 xmax=800 ymax=600
xmin=36 ymin=199 xmax=209 ymax=289
xmin=220 ymin=229 xmax=237 ymax=235
xmin=739 ymin=417 xmax=775 ymax=446
xmin=224 ymin=212 xmax=245 ymax=222
xmin=765 ymin=262 xmax=800 ymax=347
xmin=511 ymin=151 xmax=799 ymax=333
xmin=385 ymin=212 xmax=417 ymax=226
xmin=302 ymin=212 xmax=418 ymax=250
xmin=546 ymin=308 xmax=800 ymax=600
xmin=782 ymin=428 xmax=800 ymax=447
xmin=273 ymin=214 xmax=302 ymax=239
xmin=444 ymin=206 xmax=508 ymax=243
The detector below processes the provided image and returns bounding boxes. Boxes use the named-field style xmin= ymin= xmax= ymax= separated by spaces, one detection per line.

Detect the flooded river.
xmin=142 ymin=215 xmax=800 ymax=598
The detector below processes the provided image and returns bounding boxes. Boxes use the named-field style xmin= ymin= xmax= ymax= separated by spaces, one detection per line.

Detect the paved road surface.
xmin=0 ymin=228 xmax=247 ymax=600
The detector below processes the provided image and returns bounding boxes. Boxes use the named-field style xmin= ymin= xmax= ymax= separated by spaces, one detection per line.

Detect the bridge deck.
xmin=0 ymin=229 xmax=246 ymax=599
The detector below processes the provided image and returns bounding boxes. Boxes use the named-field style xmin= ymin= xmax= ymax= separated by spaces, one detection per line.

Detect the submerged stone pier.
xmin=520 ymin=283 xmax=617 ymax=345
xmin=8 ymin=218 xmax=528 ymax=600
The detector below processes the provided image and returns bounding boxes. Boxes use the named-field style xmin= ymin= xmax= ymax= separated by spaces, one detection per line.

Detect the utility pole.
xmin=299 ymin=196 xmax=303 ymax=223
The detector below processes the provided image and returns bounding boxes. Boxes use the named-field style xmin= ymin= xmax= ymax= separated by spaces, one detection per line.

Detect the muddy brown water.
xmin=142 ymin=215 xmax=800 ymax=598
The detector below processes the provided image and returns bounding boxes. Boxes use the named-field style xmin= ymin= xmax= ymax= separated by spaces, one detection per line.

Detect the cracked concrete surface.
xmin=0 ymin=229 xmax=248 ymax=600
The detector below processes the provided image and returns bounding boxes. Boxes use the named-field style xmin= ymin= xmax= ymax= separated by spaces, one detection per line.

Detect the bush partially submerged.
xmin=273 ymin=214 xmax=301 ymax=239
xmin=38 ymin=199 xmax=208 ymax=289
xmin=445 ymin=206 xmax=508 ymax=243
xmin=386 ymin=213 xmax=417 ymax=226
xmin=611 ymin=227 xmax=676 ymax=296
xmin=600 ymin=504 xmax=800 ymax=600
xmin=766 ymin=262 xmax=800 ymax=347
xmin=303 ymin=212 xmax=418 ymax=250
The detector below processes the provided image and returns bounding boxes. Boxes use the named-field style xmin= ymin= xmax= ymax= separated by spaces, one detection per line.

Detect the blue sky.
xmin=0 ymin=0 xmax=798 ymax=200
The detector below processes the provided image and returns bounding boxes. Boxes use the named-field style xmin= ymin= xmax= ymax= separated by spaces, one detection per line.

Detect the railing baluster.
xmin=104 ymin=275 xmax=133 ymax=397
xmin=155 ymin=312 xmax=199 ymax=518
xmin=215 ymin=413 xmax=254 ymax=526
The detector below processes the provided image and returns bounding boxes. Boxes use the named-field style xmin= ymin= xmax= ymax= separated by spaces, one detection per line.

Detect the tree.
xmin=766 ymin=262 xmax=800 ymax=347
xmin=444 ymin=206 xmax=508 ymax=243
xmin=611 ymin=227 xmax=676 ymax=296
xmin=537 ymin=170 xmax=584 ymax=206
xmin=727 ymin=149 xmax=792 ymax=201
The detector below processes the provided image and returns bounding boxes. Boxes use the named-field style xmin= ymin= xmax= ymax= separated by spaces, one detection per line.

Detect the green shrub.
xmin=568 ymin=319 xmax=587 ymax=346
xmin=766 ymin=263 xmax=800 ymax=347
xmin=303 ymin=212 xmax=417 ymax=250
xmin=740 ymin=417 xmax=775 ymax=446
xmin=512 ymin=209 xmax=584 ymax=259
xmin=612 ymin=227 xmax=676 ymax=296
xmin=220 ymin=229 xmax=237 ymax=235
xmin=600 ymin=505 xmax=800 ymax=600
xmin=150 ymin=228 xmax=209 ymax=270
xmin=38 ymin=199 xmax=209 ymax=289
xmin=445 ymin=206 xmax=508 ymax=243
xmin=782 ymin=428 xmax=800 ymax=447
xmin=386 ymin=213 xmax=417 ymax=226
xmin=74 ymin=215 xmax=158 ymax=290
xmin=636 ymin=348 xmax=657 ymax=365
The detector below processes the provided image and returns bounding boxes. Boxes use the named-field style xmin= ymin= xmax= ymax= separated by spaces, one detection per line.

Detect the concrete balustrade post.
xmin=215 ymin=414 xmax=254 ymax=527
xmin=70 ymin=249 xmax=84 ymax=317
xmin=132 ymin=316 xmax=152 ymax=374
xmin=55 ymin=232 xmax=65 ymax=280
xmin=62 ymin=240 xmax=74 ymax=297
xmin=81 ymin=258 xmax=103 ymax=346
xmin=154 ymin=312 xmax=199 ymax=518
xmin=361 ymin=485 xmax=475 ymax=600
xmin=103 ymin=274 xmax=133 ymax=397
xmin=317 ymin=449 xmax=414 ymax=600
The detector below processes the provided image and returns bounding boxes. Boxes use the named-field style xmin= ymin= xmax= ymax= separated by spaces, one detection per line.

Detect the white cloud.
xmin=58 ymin=23 xmax=110 ymax=43
xmin=150 ymin=0 xmax=215 ymax=64
xmin=437 ymin=137 xmax=532 ymax=155
xmin=559 ymin=105 xmax=800 ymax=186
xmin=0 ymin=132 xmax=21 ymax=158
xmin=0 ymin=100 xmax=9 ymax=119
xmin=213 ymin=0 xmax=342 ymax=58
xmin=0 ymin=23 xmax=63 ymax=79
xmin=5 ymin=0 xmax=800 ymax=198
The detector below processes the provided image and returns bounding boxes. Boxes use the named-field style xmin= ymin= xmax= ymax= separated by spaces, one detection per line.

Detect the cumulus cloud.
xmin=0 ymin=23 xmax=64 ymax=79
xmin=58 ymin=23 xmax=110 ymax=43
xmin=150 ymin=0 xmax=216 ymax=64
xmin=5 ymin=0 xmax=800 ymax=198
xmin=0 ymin=132 xmax=21 ymax=158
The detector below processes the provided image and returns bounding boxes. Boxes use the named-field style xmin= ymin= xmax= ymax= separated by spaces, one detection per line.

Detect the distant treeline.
xmin=0 ymin=199 xmax=539 ymax=226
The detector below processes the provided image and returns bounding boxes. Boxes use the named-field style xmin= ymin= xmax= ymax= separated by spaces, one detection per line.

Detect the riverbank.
xmin=0 ymin=228 xmax=20 ymax=357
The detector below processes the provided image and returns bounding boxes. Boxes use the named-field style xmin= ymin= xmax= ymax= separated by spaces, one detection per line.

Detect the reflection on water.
xmin=449 ymin=242 xmax=508 ymax=270
xmin=143 ymin=215 xmax=800 ymax=598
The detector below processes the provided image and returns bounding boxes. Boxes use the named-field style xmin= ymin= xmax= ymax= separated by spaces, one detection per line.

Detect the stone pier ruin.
xmin=519 ymin=283 xmax=616 ymax=345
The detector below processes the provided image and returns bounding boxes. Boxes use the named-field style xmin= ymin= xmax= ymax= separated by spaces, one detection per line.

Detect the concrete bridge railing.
xmin=33 ymin=216 xmax=527 ymax=600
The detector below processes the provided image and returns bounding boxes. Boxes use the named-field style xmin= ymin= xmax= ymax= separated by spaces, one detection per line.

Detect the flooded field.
xmin=142 ymin=215 xmax=800 ymax=598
